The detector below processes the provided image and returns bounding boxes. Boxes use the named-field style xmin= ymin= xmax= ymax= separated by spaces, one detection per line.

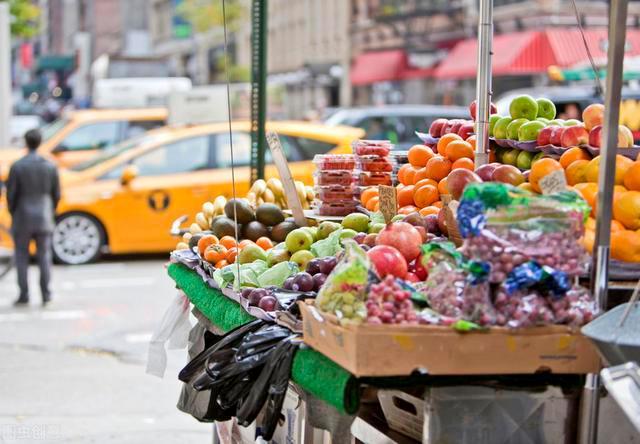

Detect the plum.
xmin=292 ymin=272 xmax=314 ymax=292
xmin=258 ymin=296 xmax=278 ymax=312
xmin=313 ymin=273 xmax=327 ymax=291
xmin=306 ymin=258 xmax=322 ymax=275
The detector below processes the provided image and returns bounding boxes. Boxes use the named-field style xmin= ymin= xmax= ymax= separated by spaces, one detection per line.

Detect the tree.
xmin=0 ymin=0 xmax=40 ymax=38
xmin=176 ymin=0 xmax=245 ymax=34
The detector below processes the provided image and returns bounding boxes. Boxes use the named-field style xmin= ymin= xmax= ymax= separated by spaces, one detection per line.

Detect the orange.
xmin=396 ymin=183 xmax=405 ymax=191
xmin=585 ymin=217 xmax=596 ymax=231
xmin=360 ymin=187 xmax=379 ymax=206
xmin=564 ymin=159 xmax=590 ymax=186
xmin=438 ymin=178 xmax=449 ymax=195
xmin=412 ymin=167 xmax=430 ymax=184
xmin=529 ymin=158 xmax=563 ymax=193
xmin=256 ymin=237 xmax=273 ymax=250
xmin=408 ymin=145 xmax=435 ymax=167
xmin=397 ymin=164 xmax=410 ymax=185
xmin=373 ymin=201 xmax=380 ymax=211
xmin=586 ymin=155 xmax=633 ymax=185
xmin=414 ymin=178 xmax=438 ymax=191
xmin=614 ymin=191 xmax=640 ymax=230
xmin=365 ymin=196 xmax=380 ymax=211
xmin=419 ymin=206 xmax=440 ymax=216
xmin=436 ymin=133 xmax=462 ymax=155
xmin=432 ymin=200 xmax=444 ymax=209
xmin=413 ymin=184 xmax=439 ymax=208
xmin=559 ymin=147 xmax=591 ymax=169
xmin=452 ymin=158 xmax=475 ymax=171
xmin=445 ymin=140 xmax=474 ymax=162
xmin=401 ymin=165 xmax=418 ymax=186
xmin=611 ymin=220 xmax=625 ymax=232
xmin=226 ymin=247 xmax=238 ymax=263
xmin=518 ymin=182 xmax=537 ymax=193
xmin=238 ymin=239 xmax=255 ymax=249
xmin=215 ymin=259 xmax=229 ymax=269
xmin=204 ymin=244 xmax=228 ymax=264
xmin=574 ymin=183 xmax=598 ymax=209
xmin=397 ymin=185 xmax=416 ymax=207
xmin=398 ymin=205 xmax=419 ymax=215
xmin=197 ymin=234 xmax=219 ymax=256
xmin=425 ymin=156 xmax=452 ymax=182
xmin=582 ymin=228 xmax=595 ymax=253
xmin=624 ymin=162 xmax=640 ymax=191
xmin=611 ymin=229 xmax=640 ymax=262
xmin=466 ymin=135 xmax=477 ymax=151
xmin=219 ymin=235 xmax=237 ymax=250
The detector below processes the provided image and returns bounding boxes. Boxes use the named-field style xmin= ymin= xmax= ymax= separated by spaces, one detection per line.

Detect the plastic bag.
xmin=547 ymin=285 xmax=600 ymax=326
xmin=146 ymin=291 xmax=192 ymax=378
xmin=458 ymin=183 xmax=590 ymax=282
xmin=494 ymin=287 xmax=555 ymax=328
xmin=315 ymin=240 xmax=369 ymax=324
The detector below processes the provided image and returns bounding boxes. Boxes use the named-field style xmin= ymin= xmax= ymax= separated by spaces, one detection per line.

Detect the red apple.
xmin=405 ymin=272 xmax=420 ymax=283
xmin=582 ymin=103 xmax=605 ymax=131
xmin=443 ymin=119 xmax=465 ymax=136
xmin=619 ymin=125 xmax=634 ymax=147
xmin=475 ymin=163 xmax=499 ymax=181
xmin=375 ymin=221 xmax=423 ymax=262
xmin=412 ymin=256 xmax=428 ymax=280
xmin=437 ymin=208 xmax=448 ymax=236
xmin=414 ymin=225 xmax=428 ymax=243
xmin=367 ymin=245 xmax=408 ymax=279
xmin=589 ymin=125 xmax=603 ymax=148
xmin=491 ymin=164 xmax=525 ymax=186
xmin=447 ymin=169 xmax=483 ymax=200
xmin=429 ymin=118 xmax=448 ymax=138
xmin=537 ymin=126 xmax=555 ymax=146
xmin=561 ymin=125 xmax=589 ymax=147
xmin=458 ymin=122 xmax=475 ymax=140
xmin=469 ymin=100 xmax=498 ymax=121
xmin=550 ymin=126 xmax=566 ymax=146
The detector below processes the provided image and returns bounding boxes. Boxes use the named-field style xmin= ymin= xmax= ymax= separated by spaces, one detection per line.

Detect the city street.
xmin=0 ymin=256 xmax=212 ymax=443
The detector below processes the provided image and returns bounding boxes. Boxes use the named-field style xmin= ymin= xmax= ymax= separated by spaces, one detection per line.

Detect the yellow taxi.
xmin=0 ymin=108 xmax=167 ymax=173
xmin=1 ymin=121 xmax=363 ymax=265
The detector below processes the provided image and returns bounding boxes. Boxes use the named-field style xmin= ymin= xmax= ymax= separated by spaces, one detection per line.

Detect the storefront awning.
xmin=350 ymin=50 xmax=407 ymax=86
xmin=36 ymin=55 xmax=75 ymax=72
xmin=435 ymin=28 xmax=640 ymax=79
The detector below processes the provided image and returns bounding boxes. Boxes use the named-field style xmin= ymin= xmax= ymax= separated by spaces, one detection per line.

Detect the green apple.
xmin=493 ymin=117 xmax=513 ymax=139
xmin=518 ymin=121 xmax=546 ymax=141
xmin=549 ymin=119 xmax=565 ymax=126
xmin=536 ymin=98 xmax=556 ymax=120
xmin=532 ymin=151 xmax=546 ymax=165
xmin=502 ymin=149 xmax=520 ymax=166
xmin=564 ymin=119 xmax=581 ymax=126
xmin=494 ymin=146 xmax=506 ymax=163
xmin=340 ymin=229 xmax=358 ymax=240
xmin=303 ymin=226 xmax=318 ymax=242
xmin=509 ymin=94 xmax=538 ymax=120
xmin=536 ymin=117 xmax=550 ymax=124
xmin=488 ymin=114 xmax=503 ymax=137
xmin=290 ymin=250 xmax=315 ymax=269
xmin=516 ymin=150 xmax=534 ymax=170
xmin=507 ymin=118 xmax=529 ymax=140
xmin=368 ymin=223 xmax=386 ymax=234
xmin=267 ymin=248 xmax=290 ymax=267
xmin=285 ymin=228 xmax=314 ymax=253
xmin=317 ymin=221 xmax=340 ymax=240
xmin=391 ymin=215 xmax=405 ymax=222
xmin=341 ymin=213 xmax=370 ymax=233
xmin=238 ymin=244 xmax=268 ymax=264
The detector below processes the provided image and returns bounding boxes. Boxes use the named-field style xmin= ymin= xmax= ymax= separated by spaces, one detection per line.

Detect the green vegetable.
xmin=311 ymin=228 xmax=344 ymax=258
xmin=257 ymin=261 xmax=299 ymax=287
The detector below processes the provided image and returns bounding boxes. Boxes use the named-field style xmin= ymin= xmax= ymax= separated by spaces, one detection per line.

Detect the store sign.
xmin=378 ymin=185 xmax=397 ymax=223
xmin=168 ymin=87 xmax=229 ymax=126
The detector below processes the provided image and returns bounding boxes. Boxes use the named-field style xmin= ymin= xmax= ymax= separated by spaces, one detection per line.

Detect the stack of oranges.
xmin=361 ymin=135 xmax=477 ymax=215
xmin=197 ymin=234 xmax=274 ymax=268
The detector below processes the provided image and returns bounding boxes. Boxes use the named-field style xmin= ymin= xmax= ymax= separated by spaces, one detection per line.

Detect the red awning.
xmin=435 ymin=28 xmax=640 ymax=79
xmin=350 ymin=50 xmax=408 ymax=86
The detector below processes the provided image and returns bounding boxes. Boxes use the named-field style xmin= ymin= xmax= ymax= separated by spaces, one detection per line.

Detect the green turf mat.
xmin=167 ymin=262 xmax=360 ymax=414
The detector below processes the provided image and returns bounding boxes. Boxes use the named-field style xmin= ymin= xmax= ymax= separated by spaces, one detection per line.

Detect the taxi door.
xmin=106 ymin=134 xmax=216 ymax=252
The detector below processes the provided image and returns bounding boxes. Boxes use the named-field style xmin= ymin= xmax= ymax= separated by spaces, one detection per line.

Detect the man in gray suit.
xmin=6 ymin=129 xmax=60 ymax=306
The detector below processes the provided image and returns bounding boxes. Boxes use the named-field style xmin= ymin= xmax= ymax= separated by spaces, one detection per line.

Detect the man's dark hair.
xmin=25 ymin=129 xmax=42 ymax=151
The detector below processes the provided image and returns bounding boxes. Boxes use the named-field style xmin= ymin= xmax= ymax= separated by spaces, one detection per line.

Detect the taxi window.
xmin=124 ymin=120 xmax=165 ymax=139
xmin=214 ymin=132 xmax=305 ymax=166
xmin=57 ymin=121 xmax=123 ymax=151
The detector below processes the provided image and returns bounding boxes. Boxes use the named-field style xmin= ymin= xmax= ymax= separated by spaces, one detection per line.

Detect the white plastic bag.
xmin=146 ymin=291 xmax=191 ymax=378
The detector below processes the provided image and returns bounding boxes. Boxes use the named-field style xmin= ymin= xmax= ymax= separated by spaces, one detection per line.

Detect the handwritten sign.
xmin=266 ymin=132 xmax=307 ymax=227
xmin=539 ymin=169 xmax=567 ymax=195
xmin=378 ymin=185 xmax=397 ymax=223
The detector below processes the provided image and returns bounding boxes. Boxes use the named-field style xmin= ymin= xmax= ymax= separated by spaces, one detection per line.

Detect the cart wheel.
xmin=53 ymin=213 xmax=105 ymax=265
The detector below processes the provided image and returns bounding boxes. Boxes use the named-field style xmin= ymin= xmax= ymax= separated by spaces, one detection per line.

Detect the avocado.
xmin=188 ymin=233 xmax=204 ymax=251
xmin=242 ymin=221 xmax=269 ymax=242
xmin=224 ymin=198 xmax=255 ymax=225
xmin=255 ymin=203 xmax=285 ymax=226
xmin=210 ymin=216 xmax=237 ymax=239
xmin=270 ymin=221 xmax=298 ymax=243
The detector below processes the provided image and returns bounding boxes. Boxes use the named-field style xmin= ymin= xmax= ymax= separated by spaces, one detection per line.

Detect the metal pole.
xmin=582 ymin=1 xmax=629 ymax=443
xmin=250 ymin=0 xmax=268 ymax=182
xmin=474 ymin=0 xmax=493 ymax=168
xmin=0 ymin=2 xmax=11 ymax=147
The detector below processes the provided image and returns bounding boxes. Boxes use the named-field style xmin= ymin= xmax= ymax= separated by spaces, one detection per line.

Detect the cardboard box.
xmin=300 ymin=302 xmax=601 ymax=377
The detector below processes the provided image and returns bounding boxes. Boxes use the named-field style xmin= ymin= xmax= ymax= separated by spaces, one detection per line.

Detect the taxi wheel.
xmin=53 ymin=213 xmax=105 ymax=265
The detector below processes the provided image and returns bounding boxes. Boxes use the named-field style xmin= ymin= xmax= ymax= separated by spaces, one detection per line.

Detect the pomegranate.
xmin=367 ymin=245 xmax=408 ymax=279
xmin=375 ymin=222 xmax=423 ymax=262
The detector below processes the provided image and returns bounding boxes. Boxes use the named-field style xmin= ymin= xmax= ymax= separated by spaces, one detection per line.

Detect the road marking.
xmin=74 ymin=277 xmax=157 ymax=289
xmin=125 ymin=333 xmax=153 ymax=343
xmin=0 ymin=310 xmax=87 ymax=322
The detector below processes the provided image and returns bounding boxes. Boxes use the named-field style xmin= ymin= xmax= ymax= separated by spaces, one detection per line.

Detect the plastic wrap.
xmin=494 ymin=288 xmax=556 ymax=328
xmin=547 ymin=285 xmax=600 ymax=326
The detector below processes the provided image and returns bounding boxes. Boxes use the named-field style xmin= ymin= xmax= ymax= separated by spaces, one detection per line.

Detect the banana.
xmin=257 ymin=197 xmax=264 ymax=206
xmin=189 ymin=223 xmax=203 ymax=234
xmin=267 ymin=178 xmax=284 ymax=198
xmin=202 ymin=202 xmax=215 ymax=219
xmin=176 ymin=242 xmax=190 ymax=250
xmin=246 ymin=192 xmax=258 ymax=207
xmin=250 ymin=179 xmax=267 ymax=196
xmin=305 ymin=186 xmax=315 ymax=202
xmin=276 ymin=196 xmax=287 ymax=209
xmin=295 ymin=181 xmax=306 ymax=203
xmin=262 ymin=188 xmax=275 ymax=203
xmin=213 ymin=196 xmax=227 ymax=216
xmin=182 ymin=232 xmax=192 ymax=242
xmin=195 ymin=212 xmax=209 ymax=230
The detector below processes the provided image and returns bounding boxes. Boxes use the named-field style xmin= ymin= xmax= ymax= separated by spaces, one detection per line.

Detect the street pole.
xmin=582 ymin=0 xmax=629 ymax=442
xmin=250 ymin=0 xmax=268 ymax=183
xmin=474 ymin=0 xmax=493 ymax=168
xmin=0 ymin=2 xmax=11 ymax=147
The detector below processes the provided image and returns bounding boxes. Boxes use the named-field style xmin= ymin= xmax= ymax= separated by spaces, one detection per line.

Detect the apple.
xmin=502 ymin=149 xmax=520 ymax=166
xmin=537 ymin=117 xmax=550 ymax=124
xmin=437 ymin=208 xmax=448 ymax=236
xmin=582 ymin=103 xmax=605 ymax=131
xmin=516 ymin=150 xmax=534 ymax=170
xmin=489 ymin=114 xmax=502 ymax=137
xmin=449 ymin=119 xmax=465 ymax=135
xmin=518 ymin=121 xmax=546 ymax=141
xmin=447 ymin=169 xmax=483 ymax=200
xmin=590 ymin=124 xmax=634 ymax=148
xmin=550 ymin=126 xmax=566 ymax=146
xmin=532 ymin=151 xmax=546 ymax=165
xmin=458 ymin=122 xmax=475 ymax=140
xmin=589 ymin=125 xmax=603 ymax=148
xmin=367 ymin=245 xmax=408 ymax=279
xmin=375 ymin=222 xmax=423 ymax=262
xmin=429 ymin=118 xmax=448 ymax=138
xmin=536 ymin=98 xmax=556 ymax=120
xmin=469 ymin=99 xmax=498 ymax=120
xmin=537 ymin=126 xmax=555 ymax=146
xmin=507 ymin=118 xmax=529 ymax=140
xmin=549 ymin=119 xmax=565 ymax=126
xmin=564 ymin=119 xmax=582 ymax=126
xmin=509 ymin=94 xmax=538 ymax=120
xmin=493 ymin=117 xmax=513 ymax=139
xmin=492 ymin=164 xmax=525 ymax=185
xmin=561 ymin=125 xmax=589 ymax=147
xmin=619 ymin=125 xmax=634 ymax=147
xmin=476 ymin=163 xmax=499 ymax=181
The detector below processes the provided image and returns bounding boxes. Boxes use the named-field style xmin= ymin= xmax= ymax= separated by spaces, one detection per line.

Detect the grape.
xmin=248 ymin=288 xmax=268 ymax=306
xmin=353 ymin=233 xmax=367 ymax=244
xmin=258 ymin=296 xmax=278 ymax=312
xmin=292 ymin=272 xmax=315 ymax=292
xmin=364 ymin=275 xmax=417 ymax=324
xmin=548 ymin=285 xmax=599 ymax=326
xmin=319 ymin=257 xmax=338 ymax=275
xmin=494 ymin=287 xmax=554 ymax=328
xmin=313 ymin=273 xmax=327 ymax=291
xmin=283 ymin=277 xmax=295 ymax=290
xmin=241 ymin=288 xmax=253 ymax=299
xmin=306 ymin=259 xmax=322 ymax=275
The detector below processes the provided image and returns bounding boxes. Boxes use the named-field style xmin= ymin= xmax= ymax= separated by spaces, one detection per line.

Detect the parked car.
xmin=0 ymin=121 xmax=363 ymax=265
xmin=324 ymin=105 xmax=469 ymax=149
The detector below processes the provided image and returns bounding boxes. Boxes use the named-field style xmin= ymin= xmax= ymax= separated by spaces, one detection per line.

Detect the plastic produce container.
xmin=313 ymin=170 xmax=354 ymax=187
xmin=356 ymin=155 xmax=394 ymax=172
xmin=355 ymin=171 xmax=393 ymax=186
xmin=314 ymin=185 xmax=357 ymax=203
xmin=313 ymin=200 xmax=359 ymax=216
xmin=352 ymin=140 xmax=392 ymax=157
xmin=313 ymin=154 xmax=355 ymax=170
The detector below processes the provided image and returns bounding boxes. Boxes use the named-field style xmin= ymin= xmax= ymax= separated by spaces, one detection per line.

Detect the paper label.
xmin=266 ymin=131 xmax=307 ymax=227
xmin=539 ymin=169 xmax=567 ymax=195
xmin=378 ymin=185 xmax=397 ymax=223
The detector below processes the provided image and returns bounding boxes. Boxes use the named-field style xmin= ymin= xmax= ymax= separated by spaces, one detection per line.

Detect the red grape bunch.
xmin=366 ymin=275 xmax=418 ymax=325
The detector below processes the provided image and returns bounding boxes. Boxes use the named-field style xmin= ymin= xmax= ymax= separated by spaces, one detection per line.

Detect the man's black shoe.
xmin=42 ymin=297 xmax=52 ymax=307
xmin=13 ymin=298 xmax=29 ymax=307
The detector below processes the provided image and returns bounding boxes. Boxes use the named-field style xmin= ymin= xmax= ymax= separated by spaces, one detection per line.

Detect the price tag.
xmin=266 ymin=131 xmax=307 ymax=227
xmin=539 ymin=169 xmax=567 ymax=195
xmin=378 ymin=185 xmax=397 ymax=224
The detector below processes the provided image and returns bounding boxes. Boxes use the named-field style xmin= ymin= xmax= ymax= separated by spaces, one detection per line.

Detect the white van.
xmin=92 ymin=77 xmax=192 ymax=109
